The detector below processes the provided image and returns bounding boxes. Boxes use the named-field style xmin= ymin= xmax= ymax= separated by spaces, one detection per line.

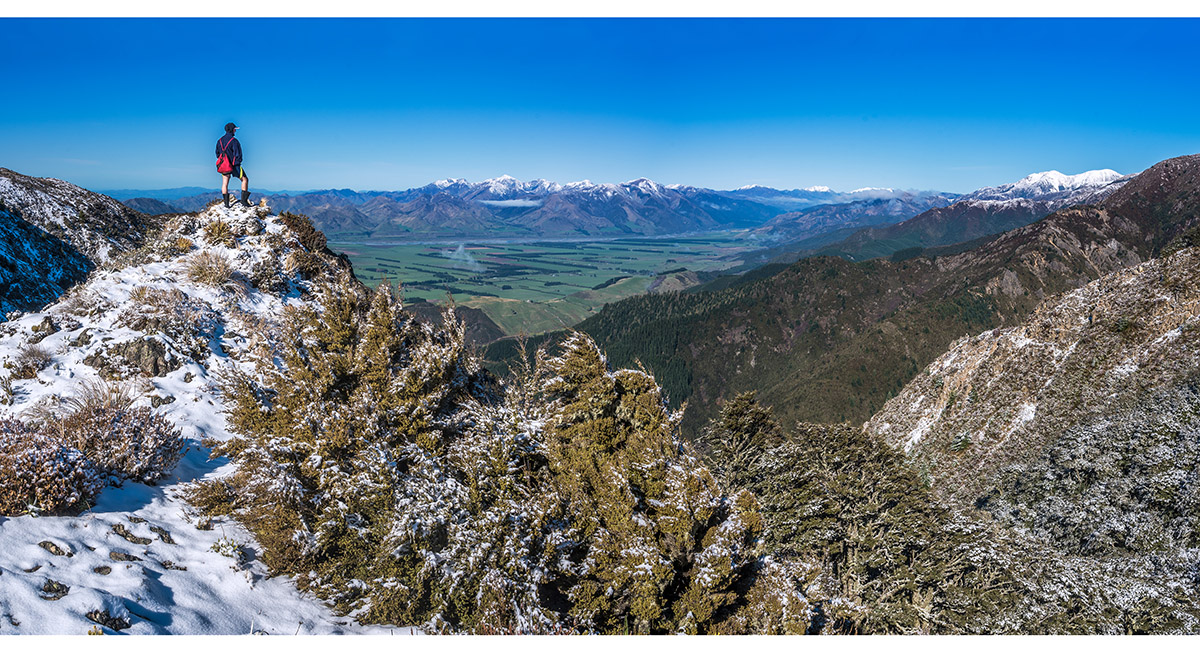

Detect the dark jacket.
xmin=216 ymin=133 xmax=243 ymax=166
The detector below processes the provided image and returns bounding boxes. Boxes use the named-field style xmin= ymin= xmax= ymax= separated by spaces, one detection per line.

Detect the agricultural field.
xmin=329 ymin=233 xmax=761 ymax=336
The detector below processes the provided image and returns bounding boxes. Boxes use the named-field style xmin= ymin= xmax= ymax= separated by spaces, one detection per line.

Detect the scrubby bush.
xmin=11 ymin=344 xmax=52 ymax=379
xmin=250 ymin=258 xmax=288 ymax=294
xmin=51 ymin=400 xmax=185 ymax=484
xmin=699 ymin=391 xmax=784 ymax=491
xmin=284 ymin=250 xmax=324 ymax=280
xmin=0 ymin=419 xmax=103 ymax=516
xmin=278 ymin=211 xmax=327 ymax=252
xmin=189 ymin=279 xmax=823 ymax=633
xmin=186 ymin=251 xmax=233 ymax=286
xmin=202 ymin=219 xmax=237 ymax=248
xmin=172 ymin=237 xmax=193 ymax=254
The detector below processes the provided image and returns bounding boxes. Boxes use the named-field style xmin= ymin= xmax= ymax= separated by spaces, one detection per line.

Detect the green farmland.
xmin=330 ymin=233 xmax=760 ymax=336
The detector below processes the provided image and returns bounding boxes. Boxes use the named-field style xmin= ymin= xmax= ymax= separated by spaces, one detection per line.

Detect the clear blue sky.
xmin=2 ymin=18 xmax=1198 ymax=193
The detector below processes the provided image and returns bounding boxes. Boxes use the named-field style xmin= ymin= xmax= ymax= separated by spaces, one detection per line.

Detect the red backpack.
xmin=216 ymin=137 xmax=235 ymax=174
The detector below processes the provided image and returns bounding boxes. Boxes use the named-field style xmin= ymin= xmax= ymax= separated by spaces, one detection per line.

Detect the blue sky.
xmin=1 ymin=18 xmax=1198 ymax=193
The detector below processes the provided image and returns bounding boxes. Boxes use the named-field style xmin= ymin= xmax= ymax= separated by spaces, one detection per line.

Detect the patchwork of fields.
xmin=330 ymin=233 xmax=760 ymax=336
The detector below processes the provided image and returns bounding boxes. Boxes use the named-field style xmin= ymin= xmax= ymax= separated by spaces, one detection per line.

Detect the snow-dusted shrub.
xmin=186 ymin=250 xmax=233 ymax=286
xmin=249 ymin=258 xmax=288 ymax=294
xmin=52 ymin=403 xmax=185 ymax=484
xmin=191 ymin=281 xmax=823 ymax=633
xmin=202 ymin=219 xmax=237 ymax=247
xmin=0 ymin=373 xmax=12 ymax=406
xmin=172 ymin=236 xmax=193 ymax=254
xmin=284 ymin=250 xmax=323 ymax=280
xmin=10 ymin=343 xmax=52 ymax=379
xmin=278 ymin=211 xmax=326 ymax=252
xmin=0 ymin=418 xmax=103 ymax=516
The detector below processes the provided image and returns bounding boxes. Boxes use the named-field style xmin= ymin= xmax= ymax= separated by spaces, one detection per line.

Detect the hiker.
xmin=216 ymin=122 xmax=251 ymax=208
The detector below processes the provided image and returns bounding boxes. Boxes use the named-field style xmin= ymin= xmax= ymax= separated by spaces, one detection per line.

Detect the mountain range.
xmin=5 ymin=152 xmax=1200 ymax=633
xmin=152 ymin=176 xmax=784 ymax=240
xmin=507 ymin=155 xmax=1200 ymax=435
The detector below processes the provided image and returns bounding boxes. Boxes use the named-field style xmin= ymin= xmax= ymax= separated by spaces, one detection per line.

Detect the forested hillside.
xmin=507 ymin=154 xmax=1200 ymax=435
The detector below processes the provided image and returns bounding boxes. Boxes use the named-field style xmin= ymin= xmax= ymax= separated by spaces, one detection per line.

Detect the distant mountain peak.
xmin=1010 ymin=169 xmax=1124 ymax=192
xmin=959 ymin=168 xmax=1130 ymax=209
xmin=624 ymin=177 xmax=665 ymax=193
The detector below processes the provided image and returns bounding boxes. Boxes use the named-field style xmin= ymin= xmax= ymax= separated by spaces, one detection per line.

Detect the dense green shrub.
xmin=279 ymin=211 xmax=327 ymax=252
xmin=189 ymin=279 xmax=826 ymax=633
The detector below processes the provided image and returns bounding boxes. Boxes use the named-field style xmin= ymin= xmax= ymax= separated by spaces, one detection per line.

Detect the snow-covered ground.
xmin=0 ymin=201 xmax=413 ymax=634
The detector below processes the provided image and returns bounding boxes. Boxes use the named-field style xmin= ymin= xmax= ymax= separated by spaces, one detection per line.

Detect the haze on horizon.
xmin=2 ymin=18 xmax=1198 ymax=195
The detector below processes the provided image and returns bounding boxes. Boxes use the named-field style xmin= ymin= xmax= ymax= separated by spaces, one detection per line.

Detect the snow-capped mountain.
xmin=956 ymin=169 xmax=1130 ymax=210
xmin=161 ymin=176 xmax=783 ymax=239
xmin=815 ymin=168 xmax=1134 ymax=262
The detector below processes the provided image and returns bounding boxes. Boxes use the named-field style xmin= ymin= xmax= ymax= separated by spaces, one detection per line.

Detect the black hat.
xmin=224 ymin=122 xmax=238 ymax=134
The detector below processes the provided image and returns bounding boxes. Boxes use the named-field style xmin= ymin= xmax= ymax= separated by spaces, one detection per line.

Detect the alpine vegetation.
xmin=188 ymin=285 xmax=828 ymax=632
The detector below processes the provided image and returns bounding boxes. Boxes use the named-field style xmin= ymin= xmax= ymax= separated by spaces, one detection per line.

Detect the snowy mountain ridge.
xmin=0 ymin=168 xmax=157 ymax=265
xmin=957 ymin=168 xmax=1131 ymax=210
xmin=0 ymin=200 xmax=404 ymax=634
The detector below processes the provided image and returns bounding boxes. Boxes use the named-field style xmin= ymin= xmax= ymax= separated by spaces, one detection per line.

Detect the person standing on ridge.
xmin=216 ymin=122 xmax=251 ymax=208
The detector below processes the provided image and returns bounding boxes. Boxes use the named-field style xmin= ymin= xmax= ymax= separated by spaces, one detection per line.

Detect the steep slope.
xmin=820 ymin=169 xmax=1131 ymax=261
xmin=0 ymin=205 xmax=92 ymax=318
xmin=0 ymin=201 xmax=393 ymax=633
xmin=0 ymin=169 xmax=165 ymax=321
xmin=0 ymin=168 xmax=159 ymax=264
xmin=545 ymin=154 xmax=1200 ymax=435
xmin=865 ymin=245 xmax=1200 ymax=506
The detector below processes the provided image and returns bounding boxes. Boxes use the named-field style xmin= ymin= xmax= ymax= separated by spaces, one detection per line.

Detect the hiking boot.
xmin=240 ymin=191 xmax=252 ymax=208
xmin=222 ymin=193 xmax=231 ymax=208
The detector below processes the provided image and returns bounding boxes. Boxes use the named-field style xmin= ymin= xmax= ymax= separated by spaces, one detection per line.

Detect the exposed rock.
xmin=92 ymin=566 xmax=112 ymax=575
xmin=85 ymin=337 xmax=182 ymax=378
xmin=70 ymin=328 xmax=92 ymax=347
xmin=28 ymin=315 xmax=59 ymax=343
xmin=149 ymin=525 xmax=176 ymax=545
xmin=111 ymin=523 xmax=152 ymax=545
xmin=38 ymin=540 xmax=73 ymax=557
xmin=40 ymin=579 xmax=69 ymax=601
xmin=108 ymin=551 xmax=142 ymax=563
xmin=85 ymin=610 xmax=130 ymax=632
